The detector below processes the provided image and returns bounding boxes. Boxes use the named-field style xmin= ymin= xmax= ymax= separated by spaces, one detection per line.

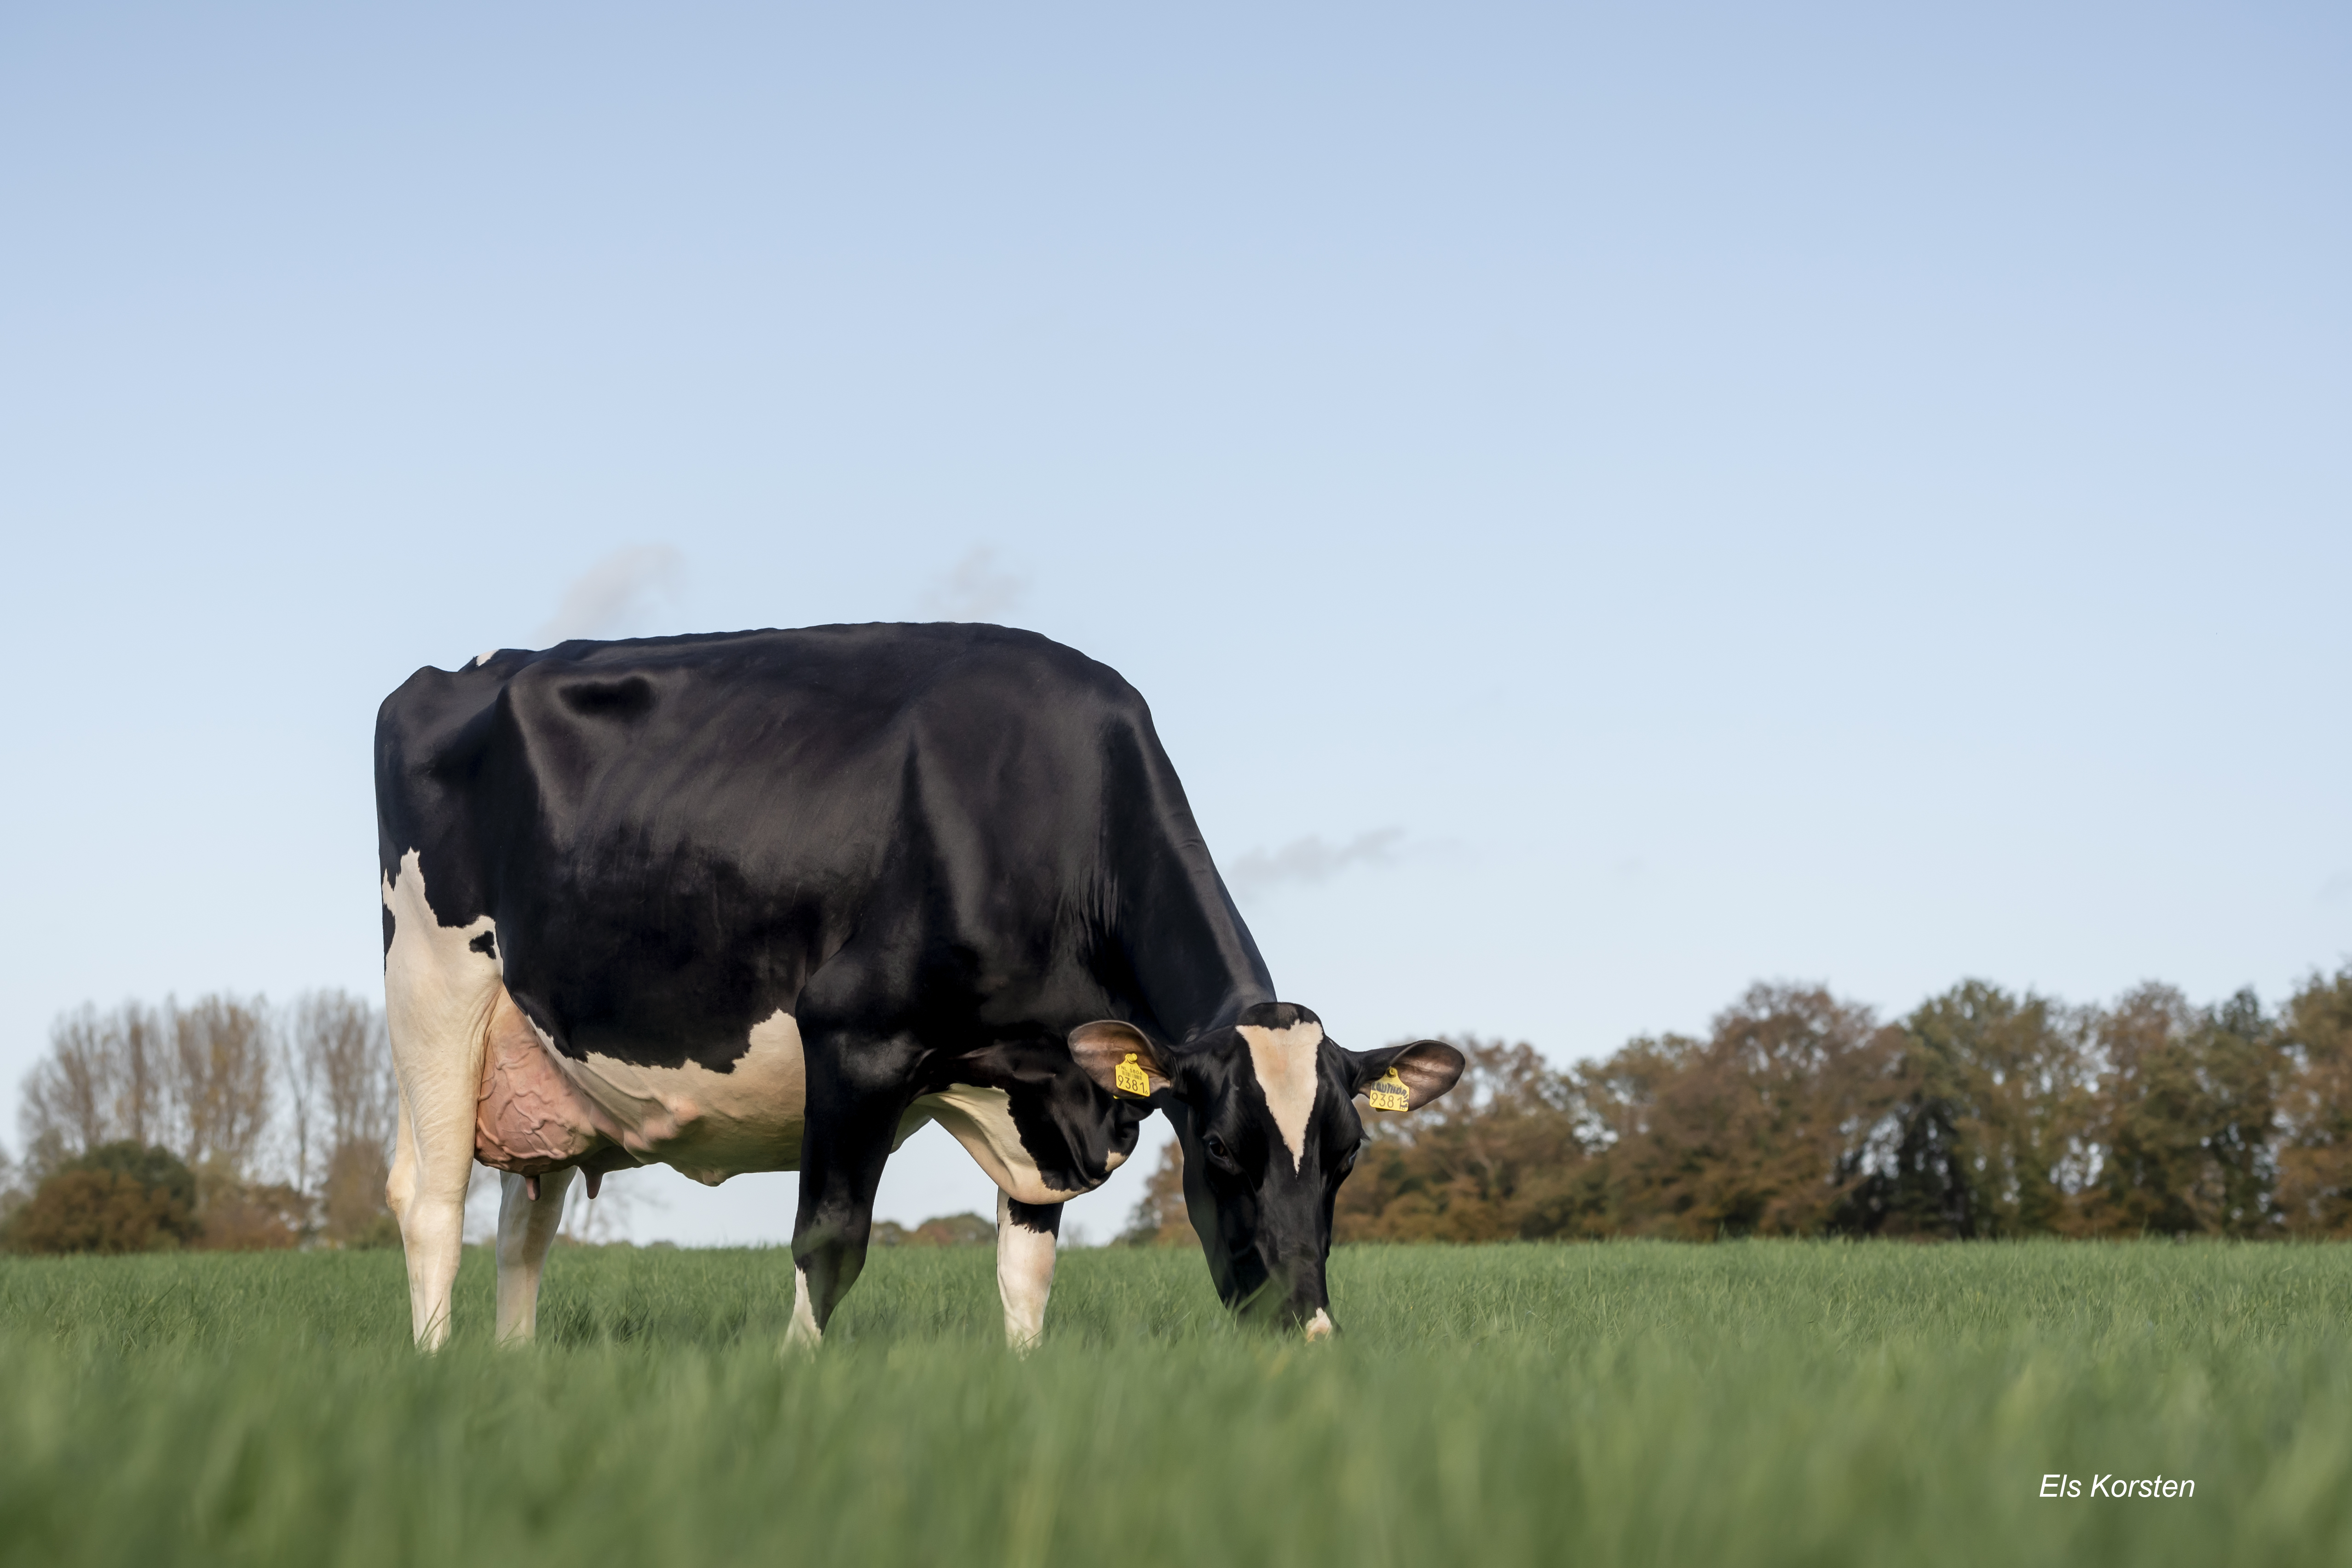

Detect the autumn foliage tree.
xmin=2274 ymin=968 xmax=2352 ymax=1235
xmin=1125 ymin=968 xmax=2352 ymax=1246
xmin=4 ymin=1142 xmax=202 ymax=1255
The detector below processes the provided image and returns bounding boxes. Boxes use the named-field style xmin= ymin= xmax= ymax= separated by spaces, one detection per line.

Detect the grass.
xmin=2 ymin=1240 xmax=2349 ymax=1566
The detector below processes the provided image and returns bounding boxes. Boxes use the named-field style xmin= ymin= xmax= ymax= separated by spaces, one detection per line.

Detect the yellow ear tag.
xmin=1366 ymin=1066 xmax=1410 ymax=1113
xmin=1114 ymin=1052 xmax=1152 ymax=1097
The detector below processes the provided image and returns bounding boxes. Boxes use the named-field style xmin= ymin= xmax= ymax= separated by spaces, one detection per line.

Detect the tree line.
xmin=17 ymin=967 xmax=2352 ymax=1254
xmin=1121 ymin=968 xmax=2352 ymax=1244
xmin=1 ymin=992 xmax=400 ymax=1252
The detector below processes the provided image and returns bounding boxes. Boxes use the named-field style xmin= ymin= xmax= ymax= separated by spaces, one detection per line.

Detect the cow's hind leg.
xmin=382 ymin=867 xmax=500 ymax=1350
xmin=997 ymin=1192 xmax=1061 ymax=1352
xmin=495 ymin=1168 xmax=576 ymax=1344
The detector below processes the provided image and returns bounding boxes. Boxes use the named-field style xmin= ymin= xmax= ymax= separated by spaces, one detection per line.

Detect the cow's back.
xmin=375 ymin=623 xmax=1179 ymax=1074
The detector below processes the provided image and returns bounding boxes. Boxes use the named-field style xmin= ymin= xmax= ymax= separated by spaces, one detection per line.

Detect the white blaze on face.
xmin=1237 ymin=1019 xmax=1326 ymax=1171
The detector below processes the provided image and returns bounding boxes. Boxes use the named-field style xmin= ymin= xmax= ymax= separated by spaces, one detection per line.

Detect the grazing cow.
xmin=375 ymin=623 xmax=1462 ymax=1350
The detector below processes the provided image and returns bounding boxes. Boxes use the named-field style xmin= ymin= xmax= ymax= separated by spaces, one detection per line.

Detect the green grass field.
xmin=2 ymin=1241 xmax=2347 ymax=1566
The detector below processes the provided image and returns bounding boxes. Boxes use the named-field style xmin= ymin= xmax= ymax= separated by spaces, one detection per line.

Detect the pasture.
xmin=1 ymin=1242 xmax=2346 ymax=1566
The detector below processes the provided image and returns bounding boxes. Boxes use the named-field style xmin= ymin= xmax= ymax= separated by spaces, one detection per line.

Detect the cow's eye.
xmin=1201 ymin=1132 xmax=1235 ymax=1167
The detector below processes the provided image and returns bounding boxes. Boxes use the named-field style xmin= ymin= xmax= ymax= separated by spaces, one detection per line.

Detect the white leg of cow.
xmin=386 ymin=1056 xmax=480 ymax=1350
xmin=786 ymin=1262 xmax=823 ymax=1355
xmin=494 ymin=1168 xmax=576 ymax=1344
xmin=382 ymin=853 xmax=500 ymax=1351
xmin=386 ymin=1095 xmax=419 ymax=1243
xmin=997 ymin=1190 xmax=1061 ymax=1352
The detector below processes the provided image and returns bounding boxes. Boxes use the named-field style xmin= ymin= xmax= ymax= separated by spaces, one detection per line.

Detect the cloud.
xmin=1226 ymin=828 xmax=1406 ymax=899
xmin=921 ymin=546 xmax=1028 ymax=622
xmin=536 ymin=545 xmax=685 ymax=644
xmin=2323 ymin=870 xmax=2352 ymax=903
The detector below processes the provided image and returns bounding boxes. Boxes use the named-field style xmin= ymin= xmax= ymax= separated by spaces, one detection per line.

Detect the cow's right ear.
xmin=1068 ymin=1020 xmax=1173 ymax=1100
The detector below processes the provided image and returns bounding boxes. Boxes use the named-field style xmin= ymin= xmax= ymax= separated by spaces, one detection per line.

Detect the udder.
xmin=475 ymin=986 xmax=605 ymax=1175
xmin=473 ymin=992 xmax=812 ymax=1186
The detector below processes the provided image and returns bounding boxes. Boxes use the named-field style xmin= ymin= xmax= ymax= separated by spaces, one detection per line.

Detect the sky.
xmin=2 ymin=2 xmax=2346 ymax=1244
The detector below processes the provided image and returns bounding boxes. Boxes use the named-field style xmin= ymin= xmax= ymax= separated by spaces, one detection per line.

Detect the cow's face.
xmin=1071 ymin=1004 xmax=1464 ymax=1335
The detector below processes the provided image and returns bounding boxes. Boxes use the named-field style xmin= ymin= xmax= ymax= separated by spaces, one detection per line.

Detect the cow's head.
xmin=1072 ymin=1003 xmax=1464 ymax=1336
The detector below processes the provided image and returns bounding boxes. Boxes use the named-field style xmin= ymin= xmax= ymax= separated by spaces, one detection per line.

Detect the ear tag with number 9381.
xmin=1114 ymin=1053 xmax=1151 ymax=1097
xmin=1366 ymin=1066 xmax=1410 ymax=1113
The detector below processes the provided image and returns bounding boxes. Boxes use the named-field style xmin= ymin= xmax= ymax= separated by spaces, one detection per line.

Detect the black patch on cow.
xmin=1005 ymin=1199 xmax=1062 ymax=1237
xmin=557 ymin=674 xmax=657 ymax=721
xmin=1237 ymin=1001 xmax=1320 ymax=1032
xmin=382 ymin=905 xmax=396 ymax=958
xmin=468 ymin=930 xmax=498 ymax=959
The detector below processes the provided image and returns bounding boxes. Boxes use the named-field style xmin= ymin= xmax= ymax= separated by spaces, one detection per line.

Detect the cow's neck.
xmin=1114 ymin=832 xmax=1276 ymax=1046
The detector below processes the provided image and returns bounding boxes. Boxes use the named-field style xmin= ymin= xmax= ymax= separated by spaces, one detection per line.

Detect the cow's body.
xmin=377 ymin=623 xmax=1458 ymax=1349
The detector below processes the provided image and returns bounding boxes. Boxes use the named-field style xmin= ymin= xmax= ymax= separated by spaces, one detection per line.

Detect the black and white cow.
xmin=375 ymin=623 xmax=1462 ymax=1350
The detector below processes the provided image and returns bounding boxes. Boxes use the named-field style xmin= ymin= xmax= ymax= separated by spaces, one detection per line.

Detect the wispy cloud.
xmin=536 ymin=544 xmax=685 ymax=645
xmin=1226 ymin=828 xmax=1406 ymax=899
xmin=921 ymin=545 xmax=1028 ymax=623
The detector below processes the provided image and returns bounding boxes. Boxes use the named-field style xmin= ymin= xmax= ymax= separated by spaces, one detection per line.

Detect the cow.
xmin=375 ymin=623 xmax=1463 ymax=1351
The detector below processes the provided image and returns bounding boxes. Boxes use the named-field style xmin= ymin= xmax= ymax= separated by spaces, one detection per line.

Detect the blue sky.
xmin=3 ymin=2 xmax=2346 ymax=1242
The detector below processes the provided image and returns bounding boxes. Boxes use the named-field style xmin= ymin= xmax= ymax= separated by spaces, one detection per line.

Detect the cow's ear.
xmin=1346 ymin=1040 xmax=1464 ymax=1113
xmin=1068 ymin=1020 xmax=1174 ymax=1100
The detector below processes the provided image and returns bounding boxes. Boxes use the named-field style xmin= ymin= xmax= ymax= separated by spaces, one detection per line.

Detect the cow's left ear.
xmin=1346 ymin=1040 xmax=1465 ymax=1113
xmin=1068 ymin=1020 xmax=1175 ymax=1100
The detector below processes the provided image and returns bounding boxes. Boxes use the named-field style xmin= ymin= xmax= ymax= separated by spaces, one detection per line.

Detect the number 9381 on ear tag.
xmin=1366 ymin=1066 xmax=1410 ymax=1113
xmin=1114 ymin=1053 xmax=1152 ymax=1098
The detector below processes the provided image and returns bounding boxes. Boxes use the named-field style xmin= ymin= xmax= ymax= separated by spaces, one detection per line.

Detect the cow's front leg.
xmin=997 ymin=1192 xmax=1061 ymax=1352
xmin=494 ymin=1167 xmax=575 ymax=1344
xmin=787 ymin=1083 xmax=905 ymax=1353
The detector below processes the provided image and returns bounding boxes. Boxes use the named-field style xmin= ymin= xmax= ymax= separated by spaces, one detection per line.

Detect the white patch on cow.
xmin=1304 ymin=1308 xmax=1335 ymax=1342
xmin=1237 ymin=1019 xmax=1325 ymax=1171
xmin=996 ymin=1188 xmax=1057 ymax=1353
xmin=382 ymin=849 xmax=502 ymax=1349
xmin=786 ymin=1261 xmax=821 ymax=1354
xmin=381 ymin=846 xmax=506 ymax=1354
xmin=473 ymin=649 xmax=497 ymax=667
xmin=547 ymin=1009 xmax=809 ymax=1185
xmin=911 ymin=1084 xmax=1090 ymax=1205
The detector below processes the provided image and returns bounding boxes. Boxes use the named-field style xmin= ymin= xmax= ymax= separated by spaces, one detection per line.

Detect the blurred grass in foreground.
xmin=2 ymin=1241 xmax=2348 ymax=1567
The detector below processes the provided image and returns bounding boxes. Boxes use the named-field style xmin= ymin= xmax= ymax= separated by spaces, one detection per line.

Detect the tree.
xmin=169 ymin=994 xmax=274 ymax=1183
xmin=1117 ymin=1138 xmax=1196 ymax=1247
xmin=3 ymin=1142 xmax=202 ymax=1254
xmin=1852 ymin=983 xmax=2098 ymax=1238
xmin=18 ymin=1002 xmax=168 ymax=1155
xmin=1336 ymin=1040 xmax=1595 ymax=1242
xmin=870 ymin=1213 xmax=996 ymax=1246
xmin=16 ymin=992 xmax=389 ymax=1249
xmin=1582 ymin=986 xmax=1903 ymax=1238
xmin=2076 ymin=984 xmax=2284 ymax=1237
xmin=283 ymin=990 xmax=398 ymax=1244
xmin=2271 ymin=968 xmax=2352 ymax=1235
